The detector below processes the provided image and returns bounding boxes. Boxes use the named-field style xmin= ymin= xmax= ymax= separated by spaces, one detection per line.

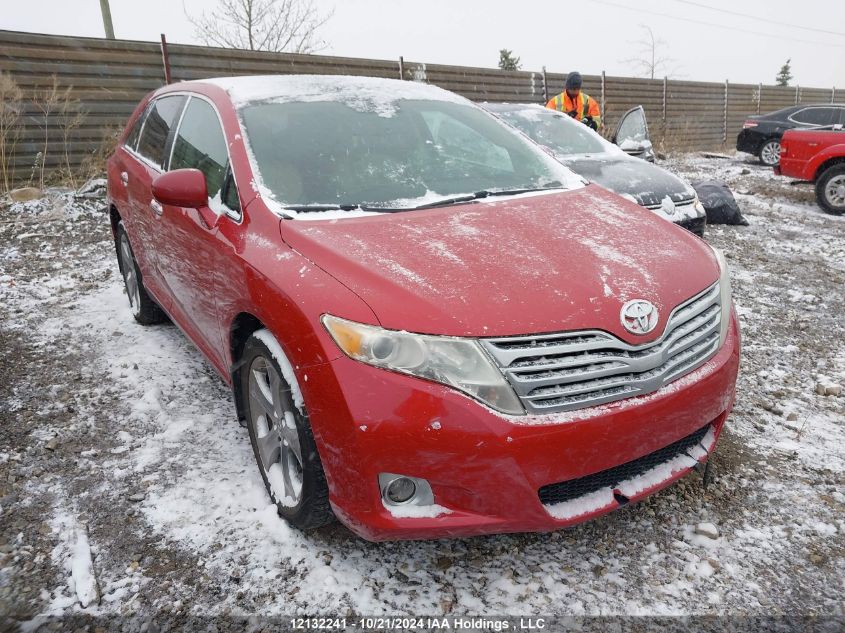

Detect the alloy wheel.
xmin=247 ymin=355 xmax=304 ymax=506
xmin=760 ymin=141 xmax=781 ymax=166
xmin=824 ymin=174 xmax=845 ymax=209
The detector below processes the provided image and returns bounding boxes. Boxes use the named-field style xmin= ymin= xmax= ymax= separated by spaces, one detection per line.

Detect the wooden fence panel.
xmin=0 ymin=29 xmax=837 ymax=186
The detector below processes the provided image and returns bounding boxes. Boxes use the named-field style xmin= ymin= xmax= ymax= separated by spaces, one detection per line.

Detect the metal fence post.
xmin=600 ymin=70 xmax=606 ymax=121
xmin=160 ymin=33 xmax=172 ymax=84
xmin=795 ymin=84 xmax=800 ymax=104
xmin=542 ymin=66 xmax=548 ymax=103
xmin=398 ymin=56 xmax=404 ymax=80
xmin=723 ymin=79 xmax=728 ymax=143
xmin=832 ymin=86 xmax=836 ymax=104
xmin=757 ymin=82 xmax=762 ymax=114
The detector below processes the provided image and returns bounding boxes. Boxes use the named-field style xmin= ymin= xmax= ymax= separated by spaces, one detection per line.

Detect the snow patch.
xmin=253 ymin=329 xmax=304 ymax=412
xmin=383 ymin=503 xmax=451 ymax=519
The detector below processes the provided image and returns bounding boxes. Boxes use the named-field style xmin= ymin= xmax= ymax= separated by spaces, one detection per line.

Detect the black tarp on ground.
xmin=691 ymin=180 xmax=749 ymax=225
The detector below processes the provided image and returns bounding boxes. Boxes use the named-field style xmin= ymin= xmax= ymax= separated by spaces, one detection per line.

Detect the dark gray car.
xmin=484 ymin=103 xmax=707 ymax=237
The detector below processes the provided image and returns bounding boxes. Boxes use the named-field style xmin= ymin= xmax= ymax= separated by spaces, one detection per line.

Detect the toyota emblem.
xmin=620 ymin=299 xmax=659 ymax=335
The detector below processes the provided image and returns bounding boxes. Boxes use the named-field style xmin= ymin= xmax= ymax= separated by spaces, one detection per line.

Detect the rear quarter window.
xmin=124 ymin=105 xmax=148 ymax=152
xmin=136 ymin=95 xmax=186 ymax=169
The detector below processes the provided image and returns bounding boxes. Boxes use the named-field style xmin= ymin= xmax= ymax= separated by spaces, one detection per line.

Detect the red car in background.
xmin=776 ymin=126 xmax=845 ymax=214
xmin=106 ymin=75 xmax=740 ymax=541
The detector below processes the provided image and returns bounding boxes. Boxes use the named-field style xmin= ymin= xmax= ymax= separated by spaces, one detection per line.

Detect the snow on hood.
xmin=561 ymin=154 xmax=696 ymax=208
xmin=203 ymin=74 xmax=468 ymax=115
xmin=280 ymin=185 xmax=719 ymax=340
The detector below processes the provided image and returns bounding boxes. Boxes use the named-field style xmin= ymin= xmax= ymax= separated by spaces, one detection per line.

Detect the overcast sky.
xmin=3 ymin=0 xmax=844 ymax=88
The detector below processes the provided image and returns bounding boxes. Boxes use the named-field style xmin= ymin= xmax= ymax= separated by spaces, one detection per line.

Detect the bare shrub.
xmin=80 ymin=125 xmax=121 ymax=182
xmin=0 ymin=72 xmax=23 ymax=194
xmin=30 ymin=76 xmax=87 ymax=189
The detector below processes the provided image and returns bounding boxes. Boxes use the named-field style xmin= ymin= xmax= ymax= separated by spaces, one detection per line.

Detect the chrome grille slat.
xmin=525 ymin=338 xmax=714 ymax=401
xmin=481 ymin=283 xmax=722 ymax=414
xmin=507 ymin=307 xmax=719 ymax=390
xmin=644 ymin=198 xmax=696 ymax=211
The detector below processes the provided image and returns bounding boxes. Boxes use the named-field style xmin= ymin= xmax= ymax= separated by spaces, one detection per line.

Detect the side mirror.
xmin=152 ymin=169 xmax=208 ymax=209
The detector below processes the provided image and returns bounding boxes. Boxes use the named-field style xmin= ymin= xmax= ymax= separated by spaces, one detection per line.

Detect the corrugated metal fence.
xmin=0 ymin=29 xmax=839 ymax=186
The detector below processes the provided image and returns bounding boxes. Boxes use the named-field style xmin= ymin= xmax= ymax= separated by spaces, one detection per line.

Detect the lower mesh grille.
xmin=538 ymin=424 xmax=710 ymax=506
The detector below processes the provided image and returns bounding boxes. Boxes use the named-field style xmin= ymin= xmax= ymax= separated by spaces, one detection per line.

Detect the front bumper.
xmin=303 ymin=314 xmax=740 ymax=541
xmin=677 ymin=215 xmax=706 ymax=237
xmin=736 ymin=129 xmax=763 ymax=154
xmin=647 ymin=200 xmax=707 ymax=237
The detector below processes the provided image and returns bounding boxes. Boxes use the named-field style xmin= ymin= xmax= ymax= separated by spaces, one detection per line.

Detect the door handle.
xmin=150 ymin=199 xmax=163 ymax=216
xmin=120 ymin=171 xmax=129 ymax=186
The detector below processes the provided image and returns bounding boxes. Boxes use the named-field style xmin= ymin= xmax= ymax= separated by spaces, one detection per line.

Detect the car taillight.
xmin=742 ymin=120 xmax=758 ymax=129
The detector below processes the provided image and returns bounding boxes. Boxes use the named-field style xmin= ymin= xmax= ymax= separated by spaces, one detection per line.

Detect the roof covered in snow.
xmin=200 ymin=74 xmax=469 ymax=110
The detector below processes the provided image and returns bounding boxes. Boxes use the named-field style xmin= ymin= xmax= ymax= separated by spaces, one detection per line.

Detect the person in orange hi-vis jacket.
xmin=546 ymin=71 xmax=601 ymax=130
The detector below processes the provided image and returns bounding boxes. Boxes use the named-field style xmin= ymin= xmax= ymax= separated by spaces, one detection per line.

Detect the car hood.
xmin=558 ymin=153 xmax=695 ymax=208
xmin=279 ymin=185 xmax=718 ymax=343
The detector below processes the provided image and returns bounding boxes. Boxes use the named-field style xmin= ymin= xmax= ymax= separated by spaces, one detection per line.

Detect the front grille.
xmin=643 ymin=198 xmax=696 ymax=211
xmin=481 ymin=283 xmax=721 ymax=414
xmin=538 ymin=424 xmax=711 ymax=506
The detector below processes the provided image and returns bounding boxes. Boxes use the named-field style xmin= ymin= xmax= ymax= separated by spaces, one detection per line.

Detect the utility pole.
xmin=99 ymin=0 xmax=115 ymax=39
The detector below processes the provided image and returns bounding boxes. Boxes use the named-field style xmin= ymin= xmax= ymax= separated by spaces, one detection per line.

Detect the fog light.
xmin=386 ymin=477 xmax=416 ymax=503
xmin=378 ymin=472 xmax=435 ymax=507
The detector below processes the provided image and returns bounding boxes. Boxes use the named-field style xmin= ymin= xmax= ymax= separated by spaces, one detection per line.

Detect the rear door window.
xmin=791 ymin=107 xmax=837 ymax=126
xmin=169 ymin=97 xmax=232 ymax=209
xmin=124 ymin=105 xmax=149 ymax=151
xmin=136 ymin=95 xmax=186 ymax=169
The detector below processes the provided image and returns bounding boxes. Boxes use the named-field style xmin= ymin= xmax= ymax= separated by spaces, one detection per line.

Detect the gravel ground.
xmin=1 ymin=154 xmax=843 ymax=630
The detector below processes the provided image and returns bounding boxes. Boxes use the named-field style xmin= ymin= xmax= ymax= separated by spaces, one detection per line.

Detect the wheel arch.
xmin=229 ymin=312 xmax=267 ymax=426
xmin=109 ymin=203 xmax=122 ymax=236
xmin=813 ymin=156 xmax=845 ymax=182
xmin=110 ymin=204 xmax=125 ymax=275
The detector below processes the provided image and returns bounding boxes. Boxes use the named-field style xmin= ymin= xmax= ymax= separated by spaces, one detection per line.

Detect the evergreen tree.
xmin=776 ymin=59 xmax=793 ymax=86
xmin=498 ymin=49 xmax=521 ymax=71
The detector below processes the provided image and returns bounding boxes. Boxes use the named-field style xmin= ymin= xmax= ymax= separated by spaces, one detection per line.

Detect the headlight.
xmin=711 ymin=247 xmax=733 ymax=346
xmin=322 ymin=315 xmax=524 ymax=415
xmin=693 ymin=194 xmax=706 ymax=216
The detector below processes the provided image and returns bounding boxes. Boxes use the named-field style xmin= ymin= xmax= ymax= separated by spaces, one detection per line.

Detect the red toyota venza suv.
xmin=106 ymin=75 xmax=740 ymax=541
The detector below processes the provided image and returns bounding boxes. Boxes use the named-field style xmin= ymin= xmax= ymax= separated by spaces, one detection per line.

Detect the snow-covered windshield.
xmin=494 ymin=106 xmax=615 ymax=157
xmin=238 ymin=96 xmax=580 ymax=213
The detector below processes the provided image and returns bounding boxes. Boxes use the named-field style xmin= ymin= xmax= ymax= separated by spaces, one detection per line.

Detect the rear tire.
xmin=815 ymin=164 xmax=845 ymax=215
xmin=115 ymin=220 xmax=166 ymax=325
xmin=758 ymin=139 xmax=781 ymax=167
xmin=239 ymin=330 xmax=334 ymax=531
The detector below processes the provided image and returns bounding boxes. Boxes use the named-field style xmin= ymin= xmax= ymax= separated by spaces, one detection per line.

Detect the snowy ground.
xmin=1 ymin=154 xmax=844 ymax=629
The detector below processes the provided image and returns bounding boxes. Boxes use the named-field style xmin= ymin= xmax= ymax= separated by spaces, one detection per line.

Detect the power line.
xmin=586 ymin=0 xmax=845 ymax=48
xmin=670 ymin=0 xmax=845 ymax=37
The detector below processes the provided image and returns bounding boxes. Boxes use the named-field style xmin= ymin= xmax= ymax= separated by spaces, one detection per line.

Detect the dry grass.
xmin=79 ymin=125 xmax=121 ymax=182
xmin=0 ymin=72 xmax=23 ymax=194
xmin=31 ymin=76 xmax=87 ymax=190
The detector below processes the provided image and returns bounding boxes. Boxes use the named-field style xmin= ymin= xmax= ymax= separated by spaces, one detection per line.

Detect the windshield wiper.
xmin=385 ymin=185 xmax=567 ymax=211
xmin=283 ymin=185 xmax=567 ymax=215
xmin=282 ymin=203 xmax=363 ymax=213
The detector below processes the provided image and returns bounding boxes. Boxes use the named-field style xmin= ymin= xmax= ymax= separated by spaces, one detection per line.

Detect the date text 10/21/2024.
xmin=290 ymin=617 xmax=548 ymax=630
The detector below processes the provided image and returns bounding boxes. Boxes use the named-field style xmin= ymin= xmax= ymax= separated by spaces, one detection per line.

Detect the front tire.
xmin=115 ymin=220 xmax=166 ymax=325
xmin=239 ymin=330 xmax=334 ymax=531
xmin=815 ymin=164 xmax=845 ymax=215
xmin=758 ymin=139 xmax=781 ymax=167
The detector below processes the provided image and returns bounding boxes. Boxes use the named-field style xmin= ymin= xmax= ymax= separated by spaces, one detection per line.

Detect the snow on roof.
xmin=201 ymin=74 xmax=468 ymax=113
